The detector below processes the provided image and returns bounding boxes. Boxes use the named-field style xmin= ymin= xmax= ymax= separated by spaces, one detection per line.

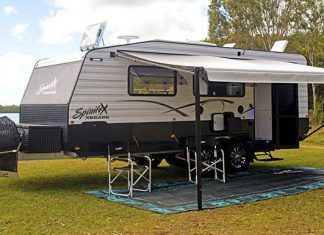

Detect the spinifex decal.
xmin=36 ymin=77 xmax=59 ymax=95
xmin=117 ymin=98 xmax=234 ymax=117
xmin=72 ymin=103 xmax=109 ymax=120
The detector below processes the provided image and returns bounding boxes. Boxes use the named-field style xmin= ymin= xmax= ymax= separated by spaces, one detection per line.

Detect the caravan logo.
xmin=36 ymin=77 xmax=59 ymax=96
xmin=72 ymin=103 xmax=109 ymax=120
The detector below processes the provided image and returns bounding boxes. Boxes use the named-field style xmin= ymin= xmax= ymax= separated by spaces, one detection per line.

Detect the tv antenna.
xmin=118 ymin=35 xmax=139 ymax=44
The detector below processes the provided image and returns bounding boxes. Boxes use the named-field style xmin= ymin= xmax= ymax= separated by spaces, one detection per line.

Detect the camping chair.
xmin=107 ymin=146 xmax=152 ymax=197
xmin=186 ymin=139 xmax=226 ymax=184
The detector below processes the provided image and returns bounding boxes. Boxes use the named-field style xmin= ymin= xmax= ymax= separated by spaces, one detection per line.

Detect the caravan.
xmin=18 ymin=40 xmax=324 ymax=171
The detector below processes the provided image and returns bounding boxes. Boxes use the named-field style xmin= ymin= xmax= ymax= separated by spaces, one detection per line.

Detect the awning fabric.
xmin=119 ymin=51 xmax=324 ymax=84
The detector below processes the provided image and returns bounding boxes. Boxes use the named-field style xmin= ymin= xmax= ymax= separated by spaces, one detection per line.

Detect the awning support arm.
xmin=115 ymin=52 xmax=195 ymax=75
xmin=302 ymin=123 xmax=324 ymax=140
xmin=194 ymin=67 xmax=203 ymax=211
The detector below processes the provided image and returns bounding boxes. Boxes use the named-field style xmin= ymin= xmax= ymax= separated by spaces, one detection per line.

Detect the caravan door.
xmin=272 ymin=84 xmax=299 ymax=148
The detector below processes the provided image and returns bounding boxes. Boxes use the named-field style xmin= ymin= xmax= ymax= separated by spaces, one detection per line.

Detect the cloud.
xmin=0 ymin=52 xmax=35 ymax=105
xmin=3 ymin=6 xmax=17 ymax=16
xmin=40 ymin=0 xmax=209 ymax=45
xmin=10 ymin=24 xmax=29 ymax=40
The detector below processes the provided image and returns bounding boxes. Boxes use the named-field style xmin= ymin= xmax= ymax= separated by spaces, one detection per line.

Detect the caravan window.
xmin=196 ymin=80 xmax=245 ymax=97
xmin=128 ymin=66 xmax=177 ymax=96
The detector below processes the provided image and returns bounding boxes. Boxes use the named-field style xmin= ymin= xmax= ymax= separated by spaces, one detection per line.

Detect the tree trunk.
xmin=312 ymin=83 xmax=317 ymax=124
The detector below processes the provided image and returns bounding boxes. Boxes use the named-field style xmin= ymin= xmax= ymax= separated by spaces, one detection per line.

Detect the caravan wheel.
xmin=226 ymin=143 xmax=250 ymax=172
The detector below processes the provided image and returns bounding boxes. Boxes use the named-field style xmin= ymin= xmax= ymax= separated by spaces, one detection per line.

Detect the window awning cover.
xmin=119 ymin=51 xmax=324 ymax=84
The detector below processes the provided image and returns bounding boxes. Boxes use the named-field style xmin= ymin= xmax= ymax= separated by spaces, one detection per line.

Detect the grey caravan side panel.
xmin=68 ymin=47 xmax=254 ymax=155
xmin=69 ymin=49 xmax=254 ymax=124
xmin=69 ymin=52 xmax=195 ymax=126
xmin=298 ymin=84 xmax=308 ymax=118
xmin=21 ymin=61 xmax=82 ymax=105
xmin=20 ymin=61 xmax=83 ymax=143
xmin=298 ymin=84 xmax=309 ymax=139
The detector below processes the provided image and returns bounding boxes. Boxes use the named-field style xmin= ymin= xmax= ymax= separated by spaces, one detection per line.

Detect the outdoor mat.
xmin=86 ymin=167 xmax=324 ymax=214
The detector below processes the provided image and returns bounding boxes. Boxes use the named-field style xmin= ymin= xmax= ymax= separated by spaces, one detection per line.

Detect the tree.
xmin=287 ymin=0 xmax=324 ymax=123
xmin=0 ymin=105 xmax=19 ymax=113
xmin=208 ymin=0 xmax=302 ymax=50
xmin=289 ymin=32 xmax=324 ymax=123
xmin=295 ymin=0 xmax=324 ymax=123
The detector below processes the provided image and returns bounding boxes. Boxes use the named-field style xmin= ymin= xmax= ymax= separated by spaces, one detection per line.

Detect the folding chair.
xmin=107 ymin=146 xmax=152 ymax=197
xmin=186 ymin=140 xmax=226 ymax=184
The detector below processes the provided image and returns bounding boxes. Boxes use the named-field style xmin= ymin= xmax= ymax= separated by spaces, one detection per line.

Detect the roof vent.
xmin=223 ymin=43 xmax=236 ymax=48
xmin=188 ymin=41 xmax=217 ymax=46
xmin=271 ymin=40 xmax=288 ymax=52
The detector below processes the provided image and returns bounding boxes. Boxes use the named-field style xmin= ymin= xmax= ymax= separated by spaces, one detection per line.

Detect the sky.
xmin=0 ymin=0 xmax=209 ymax=105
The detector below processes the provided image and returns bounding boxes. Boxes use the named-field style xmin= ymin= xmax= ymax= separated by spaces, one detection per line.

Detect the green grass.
xmin=0 ymin=139 xmax=324 ymax=234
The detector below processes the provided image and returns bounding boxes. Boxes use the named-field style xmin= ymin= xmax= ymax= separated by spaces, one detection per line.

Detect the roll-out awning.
xmin=118 ymin=51 xmax=324 ymax=84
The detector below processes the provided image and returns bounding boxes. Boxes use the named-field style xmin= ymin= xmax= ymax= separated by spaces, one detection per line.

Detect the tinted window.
xmin=199 ymin=81 xmax=245 ymax=97
xmin=128 ymin=66 xmax=176 ymax=96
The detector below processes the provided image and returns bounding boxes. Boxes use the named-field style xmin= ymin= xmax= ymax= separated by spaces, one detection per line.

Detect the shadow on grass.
xmin=6 ymin=155 xmax=305 ymax=194
xmin=7 ymin=165 xmax=188 ymax=193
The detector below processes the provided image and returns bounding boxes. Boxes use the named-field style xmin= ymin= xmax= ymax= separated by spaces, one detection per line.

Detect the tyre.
xmin=226 ymin=143 xmax=251 ymax=172
xmin=201 ymin=147 xmax=216 ymax=171
xmin=135 ymin=154 xmax=163 ymax=168
xmin=200 ymin=147 xmax=225 ymax=175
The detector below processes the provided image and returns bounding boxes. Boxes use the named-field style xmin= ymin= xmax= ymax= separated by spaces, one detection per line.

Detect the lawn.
xmin=0 ymin=137 xmax=323 ymax=234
